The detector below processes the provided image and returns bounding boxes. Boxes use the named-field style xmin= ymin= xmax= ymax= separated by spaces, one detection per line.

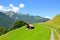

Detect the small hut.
xmin=26 ymin=22 xmax=34 ymax=30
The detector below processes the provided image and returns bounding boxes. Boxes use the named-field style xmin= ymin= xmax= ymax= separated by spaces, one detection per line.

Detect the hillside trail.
xmin=50 ymin=28 xmax=54 ymax=40
xmin=45 ymin=26 xmax=54 ymax=40
xmin=44 ymin=26 xmax=54 ymax=40
xmin=46 ymin=26 xmax=60 ymax=40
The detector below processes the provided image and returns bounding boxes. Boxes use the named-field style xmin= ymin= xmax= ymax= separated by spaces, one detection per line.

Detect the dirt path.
xmin=45 ymin=26 xmax=55 ymax=40
xmin=50 ymin=28 xmax=54 ymax=40
xmin=46 ymin=25 xmax=60 ymax=40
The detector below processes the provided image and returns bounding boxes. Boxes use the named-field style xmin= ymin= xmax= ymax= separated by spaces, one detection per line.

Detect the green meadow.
xmin=0 ymin=14 xmax=60 ymax=40
xmin=0 ymin=23 xmax=51 ymax=40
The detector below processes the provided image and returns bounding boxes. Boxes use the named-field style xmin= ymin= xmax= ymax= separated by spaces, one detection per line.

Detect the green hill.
xmin=0 ymin=23 xmax=51 ymax=40
xmin=47 ymin=14 xmax=60 ymax=25
xmin=46 ymin=14 xmax=60 ymax=33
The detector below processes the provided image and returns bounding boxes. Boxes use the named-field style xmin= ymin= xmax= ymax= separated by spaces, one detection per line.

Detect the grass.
xmin=54 ymin=30 xmax=58 ymax=40
xmin=1 ymin=13 xmax=60 ymax=40
xmin=42 ymin=14 xmax=60 ymax=33
xmin=0 ymin=23 xmax=51 ymax=40
xmin=41 ymin=14 xmax=60 ymax=40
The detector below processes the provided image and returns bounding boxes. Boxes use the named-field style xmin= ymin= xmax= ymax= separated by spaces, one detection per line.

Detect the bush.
xmin=8 ymin=20 xmax=26 ymax=31
xmin=0 ymin=26 xmax=7 ymax=35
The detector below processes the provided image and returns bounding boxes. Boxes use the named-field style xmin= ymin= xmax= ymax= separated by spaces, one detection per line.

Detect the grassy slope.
xmin=54 ymin=31 xmax=58 ymax=40
xmin=0 ymin=23 xmax=51 ymax=40
xmin=47 ymin=14 xmax=60 ymax=25
xmin=46 ymin=14 xmax=60 ymax=33
xmin=41 ymin=14 xmax=60 ymax=40
xmin=41 ymin=14 xmax=60 ymax=32
xmin=1 ymin=14 xmax=60 ymax=40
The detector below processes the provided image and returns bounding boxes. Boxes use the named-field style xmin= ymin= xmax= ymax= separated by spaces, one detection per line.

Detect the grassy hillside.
xmin=47 ymin=14 xmax=60 ymax=25
xmin=0 ymin=14 xmax=60 ymax=40
xmin=0 ymin=23 xmax=51 ymax=40
xmin=45 ymin=14 xmax=60 ymax=33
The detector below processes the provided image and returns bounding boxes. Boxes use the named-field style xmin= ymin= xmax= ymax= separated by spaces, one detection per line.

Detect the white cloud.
xmin=0 ymin=5 xmax=4 ymax=10
xmin=3 ymin=7 xmax=12 ymax=11
xmin=19 ymin=3 xmax=25 ymax=8
xmin=9 ymin=4 xmax=15 ymax=9
xmin=45 ymin=16 xmax=51 ymax=19
xmin=3 ymin=9 xmax=11 ymax=11
xmin=0 ymin=3 xmax=25 ymax=12
xmin=9 ymin=4 xmax=14 ymax=7
xmin=9 ymin=4 xmax=19 ymax=12
xmin=12 ymin=7 xmax=19 ymax=12
xmin=0 ymin=5 xmax=12 ymax=11
xmin=0 ymin=4 xmax=19 ymax=12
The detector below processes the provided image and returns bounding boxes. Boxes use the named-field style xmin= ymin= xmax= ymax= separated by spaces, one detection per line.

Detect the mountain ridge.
xmin=0 ymin=12 xmax=14 ymax=27
xmin=4 ymin=11 xmax=50 ymax=23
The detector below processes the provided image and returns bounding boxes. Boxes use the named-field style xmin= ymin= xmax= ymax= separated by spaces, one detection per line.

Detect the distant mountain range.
xmin=0 ymin=12 xmax=14 ymax=27
xmin=0 ymin=11 xmax=50 ymax=27
xmin=4 ymin=11 xmax=50 ymax=23
xmin=0 ymin=11 xmax=50 ymax=35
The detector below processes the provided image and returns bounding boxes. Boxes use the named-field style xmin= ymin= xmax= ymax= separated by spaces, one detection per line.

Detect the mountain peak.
xmin=4 ymin=11 xmax=15 ymax=17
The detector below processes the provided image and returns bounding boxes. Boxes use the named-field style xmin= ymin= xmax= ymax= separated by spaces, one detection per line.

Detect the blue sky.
xmin=0 ymin=0 xmax=60 ymax=18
